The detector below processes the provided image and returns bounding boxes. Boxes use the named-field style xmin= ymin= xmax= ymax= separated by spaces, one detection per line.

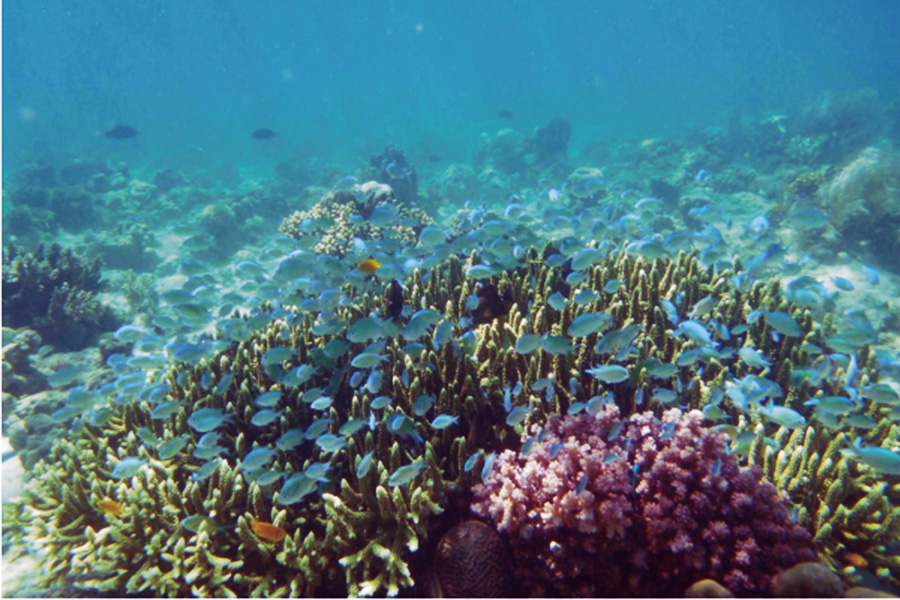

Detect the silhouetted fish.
xmin=385 ymin=279 xmax=404 ymax=320
xmin=251 ymin=128 xmax=276 ymax=140
xmin=497 ymin=110 xmax=514 ymax=119
xmin=105 ymin=124 xmax=138 ymax=139
xmin=470 ymin=282 xmax=513 ymax=325
xmin=426 ymin=154 xmax=442 ymax=163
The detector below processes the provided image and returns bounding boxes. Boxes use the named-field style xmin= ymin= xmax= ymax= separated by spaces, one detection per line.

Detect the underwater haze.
xmin=4 ymin=1 xmax=900 ymax=598
xmin=4 ymin=0 xmax=900 ymax=172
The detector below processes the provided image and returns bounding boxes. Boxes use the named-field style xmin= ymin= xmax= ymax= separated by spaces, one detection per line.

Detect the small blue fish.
xmin=660 ymin=422 xmax=676 ymax=440
xmin=481 ymin=452 xmax=496 ymax=482
xmin=339 ymin=418 xmax=368 ymax=436
xmin=277 ymin=473 xmax=317 ymax=505
xmin=547 ymin=292 xmax=568 ymax=311
xmin=357 ymin=450 xmax=376 ymax=478
xmin=255 ymin=390 xmax=282 ymax=408
xmin=549 ymin=443 xmax=564 ymax=459
xmin=430 ymin=414 xmax=459 ymax=429
xmin=586 ymin=364 xmax=629 ymax=384
xmin=603 ymin=453 xmax=619 ymax=464
xmin=251 ymin=409 xmax=283 ymax=427
xmin=506 ymin=405 xmax=530 ymax=427
xmin=607 ymin=422 xmax=624 ymax=441
xmin=242 ymin=446 xmax=278 ymax=470
xmin=861 ymin=264 xmax=880 ymax=286
xmin=111 ymin=457 xmax=145 ymax=480
xmin=414 ymin=394 xmax=435 ymax=417
xmin=156 ymin=435 xmax=190 ymax=460
xmin=370 ymin=395 xmax=393 ymax=410
xmin=388 ymin=459 xmax=426 ymax=487
xmin=464 ymin=451 xmax=483 ymax=473
xmin=575 ymin=473 xmax=589 ymax=494
xmin=522 ymin=437 xmax=535 ymax=455
xmin=315 ymin=434 xmax=347 ymax=454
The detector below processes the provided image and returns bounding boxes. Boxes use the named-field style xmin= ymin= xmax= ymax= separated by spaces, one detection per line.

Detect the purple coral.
xmin=471 ymin=405 xmax=814 ymax=596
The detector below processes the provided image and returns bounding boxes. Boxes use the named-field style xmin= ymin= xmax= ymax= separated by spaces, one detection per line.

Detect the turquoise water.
xmin=3 ymin=2 xmax=900 ymax=598
xmin=4 ymin=1 xmax=899 ymax=171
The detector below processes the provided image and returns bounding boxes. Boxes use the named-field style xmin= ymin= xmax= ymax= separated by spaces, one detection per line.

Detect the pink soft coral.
xmin=471 ymin=404 xmax=814 ymax=596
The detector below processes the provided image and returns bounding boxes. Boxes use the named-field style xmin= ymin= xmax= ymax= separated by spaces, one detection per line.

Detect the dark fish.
xmin=497 ymin=110 xmax=514 ymax=119
xmin=105 ymin=124 xmax=138 ymax=139
xmin=385 ymin=279 xmax=405 ymax=320
xmin=251 ymin=128 xmax=276 ymax=140
xmin=470 ymin=282 xmax=513 ymax=325
xmin=426 ymin=154 xmax=442 ymax=163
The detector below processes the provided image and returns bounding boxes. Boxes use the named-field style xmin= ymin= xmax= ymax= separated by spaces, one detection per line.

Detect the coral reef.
xmin=472 ymin=129 xmax=528 ymax=178
xmin=279 ymin=181 xmax=432 ymax=256
xmin=13 ymin=244 xmax=898 ymax=596
xmin=1 ymin=328 xmax=45 ymax=397
xmin=530 ymin=117 xmax=572 ymax=166
xmin=760 ymin=423 xmax=900 ymax=590
xmin=472 ymin=405 xmax=815 ymax=596
xmin=367 ymin=145 xmax=418 ymax=206
xmin=820 ymin=144 xmax=900 ymax=270
xmin=2 ymin=243 xmax=118 ymax=350
xmin=88 ymin=222 xmax=160 ymax=272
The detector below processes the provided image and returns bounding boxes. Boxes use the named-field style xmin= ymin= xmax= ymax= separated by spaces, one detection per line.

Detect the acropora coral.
xmin=13 ymin=245 xmax=899 ymax=596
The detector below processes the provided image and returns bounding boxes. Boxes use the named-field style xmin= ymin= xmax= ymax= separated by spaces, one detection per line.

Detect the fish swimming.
xmin=357 ymin=258 xmax=382 ymax=274
xmin=105 ymin=124 xmax=138 ymax=139
xmin=96 ymin=499 xmax=125 ymax=517
xmin=251 ymin=128 xmax=276 ymax=140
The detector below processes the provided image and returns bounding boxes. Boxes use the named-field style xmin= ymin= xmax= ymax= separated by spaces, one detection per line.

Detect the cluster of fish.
xmin=42 ymin=173 xmax=900 ymax=526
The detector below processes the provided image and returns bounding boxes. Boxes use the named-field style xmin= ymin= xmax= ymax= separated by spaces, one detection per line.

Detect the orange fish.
xmin=250 ymin=518 xmax=288 ymax=543
xmin=357 ymin=258 xmax=382 ymax=274
xmin=97 ymin=499 xmax=125 ymax=517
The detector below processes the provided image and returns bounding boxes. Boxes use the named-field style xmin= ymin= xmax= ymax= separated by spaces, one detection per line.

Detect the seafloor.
xmin=2 ymin=90 xmax=900 ymax=597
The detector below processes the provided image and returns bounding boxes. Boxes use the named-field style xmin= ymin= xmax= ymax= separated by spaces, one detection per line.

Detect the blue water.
xmin=4 ymin=0 xmax=899 ymax=173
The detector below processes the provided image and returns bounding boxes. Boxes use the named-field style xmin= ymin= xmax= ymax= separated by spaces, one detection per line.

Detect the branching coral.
xmin=760 ymin=421 xmax=900 ymax=590
xmin=472 ymin=405 xmax=815 ymax=596
xmin=15 ymin=245 xmax=897 ymax=595
xmin=279 ymin=181 xmax=432 ymax=256
xmin=2 ymin=243 xmax=117 ymax=350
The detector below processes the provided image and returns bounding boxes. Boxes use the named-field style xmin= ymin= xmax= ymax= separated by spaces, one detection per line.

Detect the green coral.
xmin=760 ymin=418 xmax=900 ymax=590
xmin=15 ymin=245 xmax=899 ymax=595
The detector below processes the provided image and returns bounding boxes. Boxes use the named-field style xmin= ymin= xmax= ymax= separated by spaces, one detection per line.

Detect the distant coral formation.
xmin=2 ymin=243 xmax=118 ymax=350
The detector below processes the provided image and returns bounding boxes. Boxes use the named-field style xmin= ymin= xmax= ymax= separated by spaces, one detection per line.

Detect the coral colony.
xmin=4 ymin=102 xmax=900 ymax=598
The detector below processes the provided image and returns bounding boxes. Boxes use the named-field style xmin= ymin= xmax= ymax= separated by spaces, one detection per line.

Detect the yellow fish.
xmin=357 ymin=258 xmax=382 ymax=274
xmin=97 ymin=499 xmax=125 ymax=517
xmin=250 ymin=518 xmax=288 ymax=543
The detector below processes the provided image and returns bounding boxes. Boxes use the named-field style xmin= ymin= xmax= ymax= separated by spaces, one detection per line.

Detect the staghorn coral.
xmin=14 ymin=245 xmax=895 ymax=596
xmin=2 ymin=243 xmax=118 ymax=350
xmin=472 ymin=404 xmax=815 ymax=596
xmin=760 ymin=420 xmax=900 ymax=591
xmin=279 ymin=181 xmax=432 ymax=256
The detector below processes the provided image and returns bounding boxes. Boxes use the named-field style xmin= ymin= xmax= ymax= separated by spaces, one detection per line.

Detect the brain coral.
xmin=472 ymin=404 xmax=816 ymax=596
